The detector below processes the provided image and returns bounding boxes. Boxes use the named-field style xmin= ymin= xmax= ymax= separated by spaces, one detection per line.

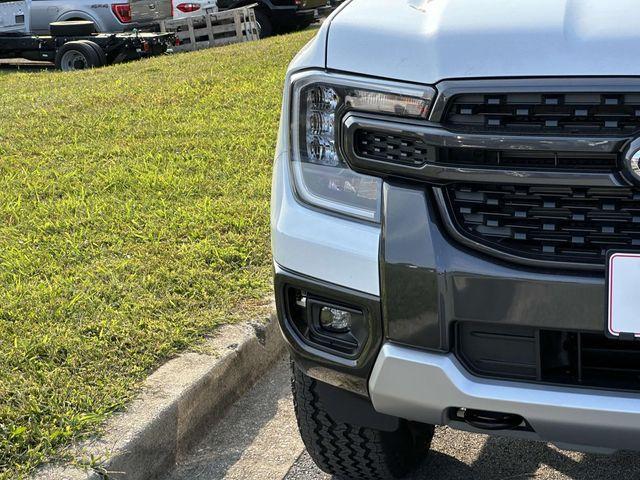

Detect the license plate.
xmin=607 ymin=252 xmax=640 ymax=338
xmin=314 ymin=9 xmax=320 ymax=19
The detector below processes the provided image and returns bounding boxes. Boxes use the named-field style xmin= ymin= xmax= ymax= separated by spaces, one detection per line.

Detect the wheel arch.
xmin=56 ymin=10 xmax=106 ymax=31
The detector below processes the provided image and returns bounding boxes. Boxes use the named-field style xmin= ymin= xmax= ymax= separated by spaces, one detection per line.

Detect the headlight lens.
xmin=290 ymin=73 xmax=435 ymax=223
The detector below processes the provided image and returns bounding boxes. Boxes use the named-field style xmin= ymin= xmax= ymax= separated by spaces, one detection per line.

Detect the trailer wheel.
xmin=254 ymin=10 xmax=272 ymax=38
xmin=55 ymin=41 xmax=102 ymax=71
xmin=77 ymin=40 xmax=107 ymax=67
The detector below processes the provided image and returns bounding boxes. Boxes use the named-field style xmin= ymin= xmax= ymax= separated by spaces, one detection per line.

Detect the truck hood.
xmin=327 ymin=0 xmax=640 ymax=84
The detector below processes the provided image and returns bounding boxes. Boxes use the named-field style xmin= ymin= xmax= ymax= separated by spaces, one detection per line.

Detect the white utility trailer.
xmin=159 ymin=4 xmax=258 ymax=52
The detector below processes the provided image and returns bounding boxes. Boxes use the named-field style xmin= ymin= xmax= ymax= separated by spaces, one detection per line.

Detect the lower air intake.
xmin=456 ymin=322 xmax=640 ymax=392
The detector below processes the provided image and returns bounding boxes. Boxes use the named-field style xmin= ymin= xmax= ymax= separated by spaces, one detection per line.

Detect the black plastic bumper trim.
xmin=274 ymin=264 xmax=383 ymax=397
xmin=316 ymin=380 xmax=400 ymax=432
xmin=380 ymin=181 xmax=607 ymax=353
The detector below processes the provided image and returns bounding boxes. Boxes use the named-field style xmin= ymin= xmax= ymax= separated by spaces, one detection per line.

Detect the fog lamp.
xmin=319 ymin=307 xmax=352 ymax=332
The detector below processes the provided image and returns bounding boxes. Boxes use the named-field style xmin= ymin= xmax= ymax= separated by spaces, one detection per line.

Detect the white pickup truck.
xmin=0 ymin=0 xmax=172 ymax=35
xmin=272 ymin=0 xmax=640 ymax=479
xmin=0 ymin=0 xmax=28 ymax=33
xmin=0 ymin=0 xmax=173 ymax=70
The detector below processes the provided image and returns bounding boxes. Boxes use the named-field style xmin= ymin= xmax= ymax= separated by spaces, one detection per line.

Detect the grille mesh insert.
xmin=444 ymin=92 xmax=640 ymax=134
xmin=353 ymin=129 xmax=431 ymax=166
xmin=443 ymin=183 xmax=640 ymax=265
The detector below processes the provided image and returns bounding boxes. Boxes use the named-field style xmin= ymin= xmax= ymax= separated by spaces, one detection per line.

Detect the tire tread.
xmin=291 ymin=364 xmax=432 ymax=480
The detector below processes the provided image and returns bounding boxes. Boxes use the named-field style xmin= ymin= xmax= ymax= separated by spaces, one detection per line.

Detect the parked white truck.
xmin=0 ymin=0 xmax=173 ymax=70
xmin=0 ymin=0 xmax=28 ymax=33
xmin=0 ymin=0 xmax=171 ymax=35
xmin=273 ymin=0 xmax=640 ymax=479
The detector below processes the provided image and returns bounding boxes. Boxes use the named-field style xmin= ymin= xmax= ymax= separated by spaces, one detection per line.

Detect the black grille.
xmin=353 ymin=129 xmax=618 ymax=172
xmin=444 ymin=92 xmax=640 ymax=135
xmin=353 ymin=129 xmax=433 ymax=166
xmin=438 ymin=148 xmax=618 ymax=172
xmin=456 ymin=322 xmax=640 ymax=392
xmin=442 ymin=183 xmax=640 ymax=266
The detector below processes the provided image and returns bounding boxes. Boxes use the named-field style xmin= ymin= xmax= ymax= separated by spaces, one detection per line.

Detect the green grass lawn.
xmin=0 ymin=29 xmax=314 ymax=479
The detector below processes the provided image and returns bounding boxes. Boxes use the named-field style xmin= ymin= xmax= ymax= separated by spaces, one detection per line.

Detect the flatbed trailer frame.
xmin=0 ymin=30 xmax=175 ymax=70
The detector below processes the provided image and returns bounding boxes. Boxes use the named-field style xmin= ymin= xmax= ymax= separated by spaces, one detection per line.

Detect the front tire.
xmin=291 ymin=364 xmax=434 ymax=480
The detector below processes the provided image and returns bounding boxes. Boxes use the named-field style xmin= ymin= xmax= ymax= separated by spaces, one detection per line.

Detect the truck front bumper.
xmin=370 ymin=343 xmax=640 ymax=452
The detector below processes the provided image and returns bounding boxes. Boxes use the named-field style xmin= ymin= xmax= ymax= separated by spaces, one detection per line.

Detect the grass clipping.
xmin=0 ymin=29 xmax=315 ymax=478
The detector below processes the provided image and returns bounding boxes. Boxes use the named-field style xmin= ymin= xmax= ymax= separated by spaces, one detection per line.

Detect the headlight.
xmin=289 ymin=72 xmax=435 ymax=223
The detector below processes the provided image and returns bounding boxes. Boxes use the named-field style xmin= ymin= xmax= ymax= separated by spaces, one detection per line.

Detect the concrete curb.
xmin=36 ymin=312 xmax=285 ymax=480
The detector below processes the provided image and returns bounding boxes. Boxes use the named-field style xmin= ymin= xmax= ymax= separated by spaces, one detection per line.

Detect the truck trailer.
xmin=0 ymin=0 xmax=173 ymax=70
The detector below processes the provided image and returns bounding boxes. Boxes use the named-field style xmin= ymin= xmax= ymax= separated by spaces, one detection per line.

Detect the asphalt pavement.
xmin=163 ymin=358 xmax=640 ymax=480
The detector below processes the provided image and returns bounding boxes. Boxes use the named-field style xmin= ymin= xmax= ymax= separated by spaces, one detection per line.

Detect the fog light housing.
xmin=320 ymin=307 xmax=352 ymax=332
xmin=283 ymin=286 xmax=369 ymax=358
